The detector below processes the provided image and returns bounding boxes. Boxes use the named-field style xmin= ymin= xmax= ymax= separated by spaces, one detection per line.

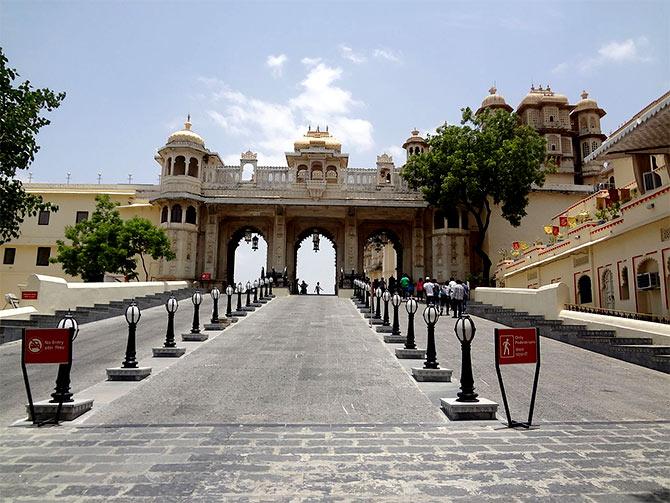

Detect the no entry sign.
xmin=23 ymin=328 xmax=71 ymax=365
xmin=497 ymin=328 xmax=538 ymax=365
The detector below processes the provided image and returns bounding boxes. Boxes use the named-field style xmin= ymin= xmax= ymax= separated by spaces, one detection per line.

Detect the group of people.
xmin=295 ymin=280 xmax=323 ymax=295
xmin=372 ymin=274 xmax=469 ymax=318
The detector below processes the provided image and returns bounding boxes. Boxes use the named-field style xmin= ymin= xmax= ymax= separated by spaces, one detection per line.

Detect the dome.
xmin=402 ymin=129 xmax=427 ymax=149
xmin=167 ymin=117 xmax=205 ymax=147
xmin=477 ymin=86 xmax=513 ymax=114
xmin=518 ymin=85 xmax=569 ymax=110
xmin=294 ymin=127 xmax=341 ymax=152
xmin=572 ymin=90 xmax=606 ymax=117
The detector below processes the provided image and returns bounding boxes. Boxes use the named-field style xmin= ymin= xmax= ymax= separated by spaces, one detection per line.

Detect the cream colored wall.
xmin=485 ymin=191 xmax=586 ymax=270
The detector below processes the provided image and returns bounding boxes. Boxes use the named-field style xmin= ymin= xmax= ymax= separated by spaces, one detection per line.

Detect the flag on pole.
xmin=544 ymin=226 xmax=553 ymax=235
xmin=512 ymin=241 xmax=520 ymax=250
xmin=567 ymin=216 xmax=577 ymax=227
xmin=559 ymin=216 xmax=568 ymax=227
xmin=552 ymin=226 xmax=560 ymax=236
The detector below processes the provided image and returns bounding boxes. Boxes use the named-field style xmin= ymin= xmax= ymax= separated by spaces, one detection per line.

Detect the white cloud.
xmin=339 ymin=45 xmax=367 ymax=64
xmin=551 ymin=62 xmax=569 ymax=75
xmin=266 ymin=54 xmax=288 ymax=78
xmin=301 ymin=57 xmax=322 ymax=66
xmin=198 ymin=61 xmax=374 ymax=165
xmin=576 ymin=36 xmax=652 ymax=73
xmin=386 ymin=145 xmax=406 ymax=165
xmin=373 ymin=48 xmax=401 ymax=63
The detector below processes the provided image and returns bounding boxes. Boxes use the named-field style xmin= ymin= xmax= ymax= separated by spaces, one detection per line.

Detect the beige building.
xmin=496 ymin=91 xmax=670 ymax=318
xmin=1 ymin=87 xmax=616 ymax=300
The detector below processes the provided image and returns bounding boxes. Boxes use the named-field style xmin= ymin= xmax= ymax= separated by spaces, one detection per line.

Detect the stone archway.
xmin=224 ymin=224 xmax=269 ymax=286
xmin=356 ymin=225 xmax=409 ymax=279
xmin=292 ymin=226 xmax=339 ymax=294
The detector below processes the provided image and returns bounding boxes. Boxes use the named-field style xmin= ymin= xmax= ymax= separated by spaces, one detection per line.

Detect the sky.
xmin=2 ymin=0 xmax=668 ymax=185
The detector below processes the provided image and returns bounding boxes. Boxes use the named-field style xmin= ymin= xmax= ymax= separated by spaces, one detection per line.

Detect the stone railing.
xmin=473 ymin=283 xmax=570 ymax=320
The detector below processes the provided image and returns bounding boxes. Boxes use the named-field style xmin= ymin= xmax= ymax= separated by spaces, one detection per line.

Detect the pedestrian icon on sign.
xmin=500 ymin=335 xmax=514 ymax=358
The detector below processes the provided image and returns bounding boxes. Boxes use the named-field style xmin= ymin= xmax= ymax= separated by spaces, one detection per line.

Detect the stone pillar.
xmin=273 ymin=208 xmax=286 ymax=275
xmin=412 ymin=210 xmax=425 ymax=280
xmin=203 ymin=211 xmax=219 ymax=278
xmin=344 ymin=209 xmax=358 ymax=273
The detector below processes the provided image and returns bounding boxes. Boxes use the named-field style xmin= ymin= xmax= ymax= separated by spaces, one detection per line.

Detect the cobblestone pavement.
xmin=1 ymin=421 xmax=668 ymax=501
xmin=1 ymin=295 xmax=669 ymax=501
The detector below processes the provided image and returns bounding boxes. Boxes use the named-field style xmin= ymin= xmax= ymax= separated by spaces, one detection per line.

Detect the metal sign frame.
xmin=21 ymin=328 xmax=73 ymax=426
xmin=494 ymin=327 xmax=541 ymax=429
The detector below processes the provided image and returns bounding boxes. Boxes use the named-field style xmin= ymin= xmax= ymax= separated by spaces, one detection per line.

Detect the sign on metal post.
xmin=494 ymin=327 xmax=541 ymax=428
xmin=21 ymin=291 xmax=38 ymax=300
xmin=21 ymin=328 xmax=73 ymax=425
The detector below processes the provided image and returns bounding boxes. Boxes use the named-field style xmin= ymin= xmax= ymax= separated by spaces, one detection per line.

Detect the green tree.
xmin=0 ymin=47 xmax=65 ymax=244
xmin=53 ymin=195 xmax=175 ymax=282
xmin=401 ymin=108 xmax=547 ymax=285
xmin=121 ymin=217 xmax=176 ymax=281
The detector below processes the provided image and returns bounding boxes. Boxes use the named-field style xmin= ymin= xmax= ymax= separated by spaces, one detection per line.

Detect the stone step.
xmin=611 ymin=345 xmax=670 ymax=355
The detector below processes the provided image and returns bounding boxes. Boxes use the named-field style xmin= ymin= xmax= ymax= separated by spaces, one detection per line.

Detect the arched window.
xmin=188 ymin=157 xmax=198 ymax=178
xmin=591 ymin=141 xmax=598 ymax=153
xmin=165 ymin=158 xmax=172 ymax=176
xmin=620 ymin=266 xmax=630 ymax=300
xmin=161 ymin=206 xmax=168 ymax=223
xmin=549 ymin=115 xmax=554 ymax=123
xmin=609 ymin=176 xmax=615 ymax=189
xmin=578 ymin=275 xmax=592 ymax=304
xmin=174 ymin=156 xmax=186 ymax=176
xmin=185 ymin=205 xmax=196 ymax=224
xmin=551 ymin=144 xmax=556 ymax=151
xmin=582 ymin=142 xmax=590 ymax=159
xmin=589 ymin=117 xmax=596 ymax=129
xmin=446 ymin=207 xmax=459 ymax=229
xmin=170 ymin=204 xmax=182 ymax=223
xmin=433 ymin=210 xmax=445 ymax=230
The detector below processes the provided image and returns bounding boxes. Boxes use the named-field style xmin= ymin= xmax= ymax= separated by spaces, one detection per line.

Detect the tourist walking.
xmin=416 ymin=277 xmax=424 ymax=301
xmin=314 ymin=282 xmax=323 ymax=295
xmin=450 ymin=279 xmax=465 ymax=318
xmin=300 ymin=280 xmax=308 ymax=295
xmin=424 ymin=277 xmax=435 ymax=306
xmin=399 ymin=274 xmax=410 ymax=299
xmin=440 ymin=281 xmax=451 ymax=315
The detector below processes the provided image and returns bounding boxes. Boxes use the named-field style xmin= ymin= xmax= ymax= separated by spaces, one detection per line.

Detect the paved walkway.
xmin=0 ymin=294 xmax=668 ymax=501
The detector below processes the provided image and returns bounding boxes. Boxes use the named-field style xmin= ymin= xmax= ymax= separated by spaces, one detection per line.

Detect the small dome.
xmin=573 ymin=90 xmax=605 ymax=116
xmin=294 ymin=127 xmax=341 ymax=152
xmin=477 ymin=86 xmax=513 ymax=114
xmin=402 ymin=129 xmax=427 ymax=149
xmin=518 ymin=85 xmax=568 ymax=109
xmin=167 ymin=116 xmax=205 ymax=147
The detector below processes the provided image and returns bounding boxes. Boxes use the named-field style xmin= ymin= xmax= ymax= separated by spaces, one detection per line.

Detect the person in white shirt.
xmin=440 ymin=282 xmax=451 ymax=315
xmin=423 ymin=276 xmax=435 ymax=305
xmin=450 ymin=279 xmax=465 ymax=318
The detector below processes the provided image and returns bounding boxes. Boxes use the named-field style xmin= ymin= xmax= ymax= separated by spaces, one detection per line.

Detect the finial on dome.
xmin=308 ymin=124 xmax=311 ymax=132
xmin=184 ymin=114 xmax=192 ymax=131
xmin=489 ymin=85 xmax=497 ymax=95
xmin=546 ymin=84 xmax=551 ymax=92
xmin=412 ymin=128 xmax=419 ymax=136
xmin=581 ymin=90 xmax=589 ymax=100
xmin=316 ymin=125 xmax=320 ymax=132
xmin=326 ymin=125 xmax=329 ymax=132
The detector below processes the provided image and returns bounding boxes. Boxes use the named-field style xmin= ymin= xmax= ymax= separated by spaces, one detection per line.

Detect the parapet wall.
xmin=473 ymin=283 xmax=570 ymax=320
xmin=19 ymin=275 xmax=190 ymax=314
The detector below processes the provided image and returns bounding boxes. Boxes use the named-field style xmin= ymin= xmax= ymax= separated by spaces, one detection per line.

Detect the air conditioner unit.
xmin=643 ymin=171 xmax=661 ymax=192
xmin=636 ymin=272 xmax=660 ymax=290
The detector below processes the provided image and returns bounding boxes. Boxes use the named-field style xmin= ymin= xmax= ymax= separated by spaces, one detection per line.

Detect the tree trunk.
xmin=140 ymin=253 xmax=149 ymax=281
xmin=469 ymin=200 xmax=493 ymax=286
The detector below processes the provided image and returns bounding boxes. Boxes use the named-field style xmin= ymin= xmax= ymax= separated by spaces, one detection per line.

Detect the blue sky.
xmin=2 ymin=0 xmax=668 ymax=185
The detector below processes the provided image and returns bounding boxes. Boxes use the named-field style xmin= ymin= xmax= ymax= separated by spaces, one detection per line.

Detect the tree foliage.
xmin=0 ymin=47 xmax=65 ymax=244
xmin=401 ymin=108 xmax=547 ymax=285
xmin=53 ymin=195 xmax=175 ymax=282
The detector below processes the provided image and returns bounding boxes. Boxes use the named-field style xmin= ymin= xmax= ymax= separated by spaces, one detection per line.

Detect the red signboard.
xmin=21 ymin=291 xmax=38 ymax=300
xmin=23 ymin=328 xmax=71 ymax=365
xmin=200 ymin=272 xmax=211 ymax=281
xmin=497 ymin=328 xmax=538 ymax=365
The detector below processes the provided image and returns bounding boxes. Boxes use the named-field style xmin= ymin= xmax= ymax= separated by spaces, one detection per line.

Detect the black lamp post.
xmin=50 ymin=310 xmax=79 ymax=403
xmin=246 ymin=281 xmax=252 ymax=307
xmin=404 ymin=298 xmax=418 ymax=349
xmin=253 ymin=280 xmax=259 ymax=303
xmin=454 ymin=315 xmax=479 ymax=402
xmin=225 ymin=285 xmax=234 ymax=317
xmin=374 ymin=287 xmax=382 ymax=319
xmin=163 ymin=295 xmax=178 ymax=348
xmin=382 ymin=290 xmax=391 ymax=326
xmin=391 ymin=293 xmax=401 ymax=335
xmin=121 ymin=301 xmax=141 ymax=368
xmin=422 ymin=304 xmax=440 ymax=369
xmin=263 ymin=278 xmax=268 ymax=298
xmin=190 ymin=290 xmax=202 ymax=334
xmin=210 ymin=287 xmax=220 ymax=323
xmin=365 ymin=283 xmax=370 ymax=308
xmin=236 ymin=282 xmax=243 ymax=312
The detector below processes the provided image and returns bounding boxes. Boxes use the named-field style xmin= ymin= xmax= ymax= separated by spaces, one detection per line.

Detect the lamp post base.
xmin=440 ymin=397 xmax=498 ymax=421
xmin=411 ymin=367 xmax=453 ymax=382
xmin=26 ymin=398 xmax=94 ymax=422
xmin=242 ymin=306 xmax=256 ymax=312
xmin=106 ymin=367 xmax=152 ymax=381
xmin=395 ymin=348 xmax=426 ymax=358
xmin=369 ymin=318 xmax=384 ymax=325
xmin=182 ymin=332 xmax=209 ymax=342
xmin=383 ymin=334 xmax=405 ymax=343
xmin=152 ymin=347 xmax=186 ymax=358
xmin=203 ymin=321 xmax=230 ymax=331
xmin=232 ymin=310 xmax=248 ymax=317
xmin=376 ymin=326 xmax=393 ymax=334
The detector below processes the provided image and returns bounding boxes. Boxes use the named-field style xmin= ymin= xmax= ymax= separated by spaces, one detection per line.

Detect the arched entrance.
xmin=227 ymin=226 xmax=268 ymax=285
xmin=294 ymin=228 xmax=337 ymax=295
xmin=578 ymin=274 xmax=593 ymax=304
xmin=360 ymin=229 xmax=403 ymax=282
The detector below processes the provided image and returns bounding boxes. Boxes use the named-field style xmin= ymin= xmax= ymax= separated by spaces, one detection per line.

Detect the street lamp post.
xmin=391 ymin=293 xmax=401 ymax=335
xmin=236 ymin=283 xmax=243 ymax=312
xmin=422 ymin=304 xmax=440 ymax=369
xmin=253 ymin=280 xmax=259 ymax=303
xmin=122 ymin=301 xmax=141 ymax=368
xmin=50 ymin=310 xmax=79 ymax=403
xmin=163 ymin=295 xmax=178 ymax=348
xmin=405 ymin=298 xmax=418 ymax=349
xmin=190 ymin=290 xmax=202 ymax=334
xmin=246 ymin=281 xmax=252 ymax=307
xmin=382 ymin=290 xmax=391 ymax=326
xmin=454 ymin=315 xmax=479 ymax=402
xmin=225 ymin=285 xmax=234 ymax=317
xmin=374 ymin=287 xmax=382 ymax=319
xmin=210 ymin=287 xmax=220 ymax=323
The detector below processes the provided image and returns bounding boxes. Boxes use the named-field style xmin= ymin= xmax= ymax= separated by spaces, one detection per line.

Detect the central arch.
xmin=359 ymin=228 xmax=404 ymax=282
xmin=293 ymin=227 xmax=337 ymax=295
xmin=227 ymin=226 xmax=268 ymax=285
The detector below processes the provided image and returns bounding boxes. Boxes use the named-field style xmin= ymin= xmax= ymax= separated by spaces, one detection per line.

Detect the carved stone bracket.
xmin=305 ymin=179 xmax=327 ymax=200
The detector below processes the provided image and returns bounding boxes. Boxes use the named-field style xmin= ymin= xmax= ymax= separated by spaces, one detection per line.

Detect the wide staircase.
xmin=0 ymin=286 xmax=193 ymax=345
xmin=467 ymin=301 xmax=670 ymax=374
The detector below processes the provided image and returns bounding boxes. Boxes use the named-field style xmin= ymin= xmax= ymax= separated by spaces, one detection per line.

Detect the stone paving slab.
xmin=0 ymin=421 xmax=668 ymax=501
